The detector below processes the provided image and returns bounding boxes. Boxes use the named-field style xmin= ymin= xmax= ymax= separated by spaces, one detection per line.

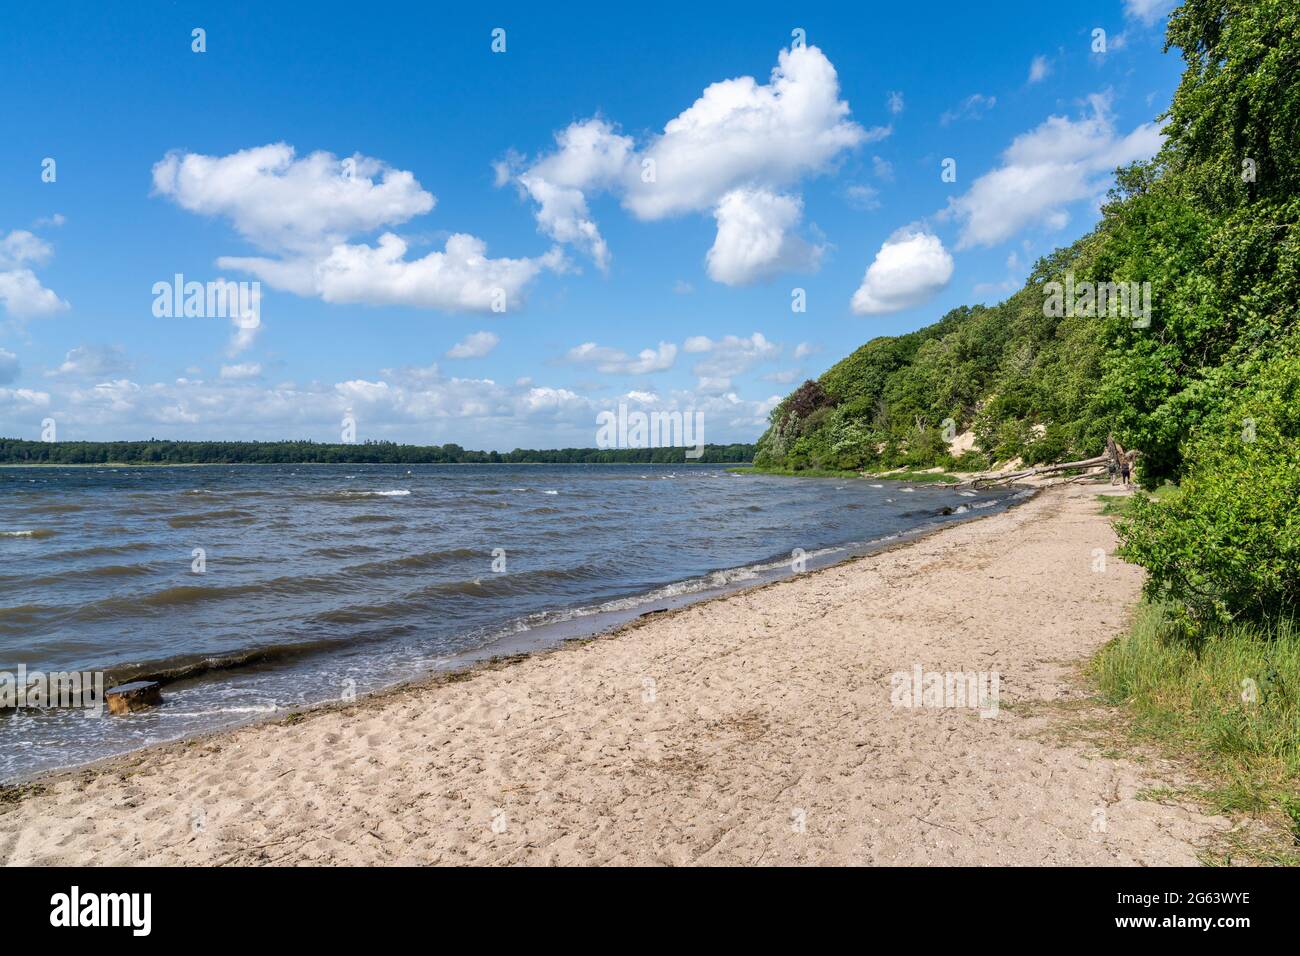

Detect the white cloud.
xmin=886 ymin=91 xmax=905 ymax=115
xmin=705 ymin=189 xmax=822 ymax=285
xmin=0 ymin=387 xmax=50 ymax=408
xmin=850 ymin=227 xmax=954 ymax=315
xmin=1124 ymin=0 xmax=1176 ymax=25
xmin=155 ymin=144 xmax=561 ymax=313
xmin=506 ymin=45 xmax=873 ymax=282
xmin=222 ymin=233 xmax=563 ymax=313
xmin=872 ymin=155 xmax=894 ymax=181
xmin=942 ymin=93 xmax=1163 ymax=249
xmin=0 ymin=229 xmax=68 ymax=318
xmin=12 ymin=358 xmax=780 ymax=447
xmin=939 ymin=94 xmax=997 ymax=126
xmin=50 ymin=345 xmax=133 ymax=378
xmin=220 ymin=362 xmax=263 ymax=380
xmin=513 ymin=119 xmax=634 ymax=271
xmin=684 ymin=332 xmax=780 ymax=392
xmin=0 ymin=348 xmax=18 ymax=384
xmin=845 ymin=183 xmax=881 ymax=211
xmin=1028 ymin=55 xmax=1052 ymax=84
xmin=152 ymin=144 xmax=434 ymax=255
xmin=446 ymin=330 xmax=500 ymax=359
xmin=793 ymin=341 xmax=817 ymax=360
xmin=565 ymin=340 xmax=677 ymax=375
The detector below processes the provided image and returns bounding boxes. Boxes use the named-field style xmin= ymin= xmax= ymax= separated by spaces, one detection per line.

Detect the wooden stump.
xmin=105 ymin=681 xmax=162 ymax=715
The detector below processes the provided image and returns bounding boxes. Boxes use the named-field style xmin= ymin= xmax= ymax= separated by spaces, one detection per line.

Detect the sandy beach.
xmin=0 ymin=483 xmax=1228 ymax=865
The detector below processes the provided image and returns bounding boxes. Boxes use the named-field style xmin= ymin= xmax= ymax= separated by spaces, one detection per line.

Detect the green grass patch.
xmin=1097 ymin=481 xmax=1179 ymax=517
xmin=1091 ymin=600 xmax=1300 ymax=863
xmin=740 ymin=465 xmax=868 ymax=479
xmin=865 ymin=470 xmax=962 ymax=484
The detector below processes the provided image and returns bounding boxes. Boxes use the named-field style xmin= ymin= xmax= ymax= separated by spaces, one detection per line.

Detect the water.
xmin=0 ymin=463 xmax=1027 ymax=780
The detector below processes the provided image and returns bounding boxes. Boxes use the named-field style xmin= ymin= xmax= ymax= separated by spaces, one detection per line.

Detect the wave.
xmin=1 ymin=529 xmax=55 ymax=539
xmin=167 ymin=508 xmax=256 ymax=528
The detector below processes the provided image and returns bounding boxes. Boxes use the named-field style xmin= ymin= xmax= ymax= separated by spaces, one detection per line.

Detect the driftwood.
xmin=966 ymin=433 xmax=1142 ymax=488
xmin=968 ymin=454 xmax=1109 ymax=487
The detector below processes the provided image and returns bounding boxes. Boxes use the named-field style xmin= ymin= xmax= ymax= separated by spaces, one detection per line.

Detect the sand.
xmin=0 ymin=483 xmax=1229 ymax=866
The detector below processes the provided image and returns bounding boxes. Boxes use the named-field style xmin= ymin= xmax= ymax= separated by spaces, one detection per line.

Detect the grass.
xmin=1097 ymin=480 xmax=1179 ymax=517
xmin=734 ymin=465 xmax=962 ymax=482
xmin=1091 ymin=600 xmax=1300 ymax=863
xmin=864 ymin=469 xmax=962 ymax=484
xmin=732 ymin=465 xmax=866 ymax=479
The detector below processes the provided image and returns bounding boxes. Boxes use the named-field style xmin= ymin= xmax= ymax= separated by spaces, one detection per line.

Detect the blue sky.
xmin=0 ymin=0 xmax=1182 ymax=449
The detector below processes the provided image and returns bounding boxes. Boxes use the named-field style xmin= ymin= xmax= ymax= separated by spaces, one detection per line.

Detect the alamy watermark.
xmin=596 ymin=403 xmax=705 ymax=459
xmin=890 ymin=664 xmax=1000 ymax=718
xmin=1 ymin=665 xmax=105 ymax=717
xmin=1043 ymin=272 xmax=1151 ymax=328
xmin=152 ymin=274 xmax=261 ymax=328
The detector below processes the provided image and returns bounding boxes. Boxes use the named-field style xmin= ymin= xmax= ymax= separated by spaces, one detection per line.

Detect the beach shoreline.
xmin=1 ymin=483 xmax=1231 ymax=865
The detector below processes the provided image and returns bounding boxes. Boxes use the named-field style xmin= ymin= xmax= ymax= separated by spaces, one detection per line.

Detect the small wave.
xmin=1 ymin=529 xmax=55 ymax=539
xmin=869 ymin=484 xmax=883 ymax=488
xmin=85 ymin=563 xmax=157 ymax=578
xmin=167 ymin=509 xmax=256 ymax=528
xmin=958 ymin=490 xmax=977 ymax=497
xmin=18 ymin=502 xmax=83 ymax=514
xmin=542 ymin=490 xmax=558 ymax=496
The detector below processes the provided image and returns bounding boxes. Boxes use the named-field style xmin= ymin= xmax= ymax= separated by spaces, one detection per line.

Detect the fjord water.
xmin=0 ymin=464 xmax=1025 ymax=779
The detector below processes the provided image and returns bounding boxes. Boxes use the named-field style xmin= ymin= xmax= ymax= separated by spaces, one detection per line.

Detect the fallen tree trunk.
xmin=968 ymin=454 xmax=1109 ymax=487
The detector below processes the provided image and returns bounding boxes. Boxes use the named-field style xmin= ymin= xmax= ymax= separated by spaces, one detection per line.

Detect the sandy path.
xmin=1 ymin=484 xmax=1227 ymax=865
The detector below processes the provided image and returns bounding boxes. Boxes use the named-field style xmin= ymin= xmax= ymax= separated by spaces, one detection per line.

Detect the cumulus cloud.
xmin=504 ymin=45 xmax=876 ymax=282
xmin=850 ymin=227 xmax=954 ymax=315
xmin=565 ymin=340 xmax=677 ymax=375
xmin=0 ymin=229 xmax=68 ymax=318
xmin=154 ymin=144 xmax=561 ymax=314
xmin=511 ymin=119 xmax=634 ymax=271
xmin=152 ymin=144 xmax=434 ymax=255
xmin=13 ymin=360 xmax=776 ymax=448
xmin=446 ymin=330 xmax=500 ymax=359
xmin=683 ymin=332 xmax=780 ymax=392
xmin=942 ymin=93 xmax=1163 ymax=249
xmin=49 ymin=345 xmax=133 ymax=378
xmin=705 ymin=189 xmax=823 ymax=285
xmin=1028 ymin=55 xmax=1052 ymax=84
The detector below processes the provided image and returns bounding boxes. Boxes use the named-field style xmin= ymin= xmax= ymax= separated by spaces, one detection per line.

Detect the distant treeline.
xmin=0 ymin=439 xmax=755 ymax=465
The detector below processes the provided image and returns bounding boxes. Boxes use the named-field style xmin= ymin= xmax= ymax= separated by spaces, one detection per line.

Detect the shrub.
xmin=1117 ymin=338 xmax=1300 ymax=626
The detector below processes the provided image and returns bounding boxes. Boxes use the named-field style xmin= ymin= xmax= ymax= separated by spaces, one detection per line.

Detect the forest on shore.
xmin=0 ymin=438 xmax=755 ymax=465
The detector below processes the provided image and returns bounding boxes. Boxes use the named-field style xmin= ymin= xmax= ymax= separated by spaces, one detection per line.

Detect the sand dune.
xmin=1 ymin=484 xmax=1228 ymax=865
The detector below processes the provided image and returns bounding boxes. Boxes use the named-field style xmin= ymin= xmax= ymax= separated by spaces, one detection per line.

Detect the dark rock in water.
xmin=105 ymin=681 xmax=162 ymax=715
xmin=938 ymin=506 xmax=955 ymax=515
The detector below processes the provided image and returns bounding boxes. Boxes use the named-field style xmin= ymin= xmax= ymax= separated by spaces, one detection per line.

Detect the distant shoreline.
xmin=0 ymin=460 xmax=755 ymax=469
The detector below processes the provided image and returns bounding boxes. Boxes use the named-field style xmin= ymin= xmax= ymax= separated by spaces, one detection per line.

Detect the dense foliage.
xmin=757 ymin=0 xmax=1298 ymax=632
xmin=0 ymin=439 xmax=755 ymax=465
